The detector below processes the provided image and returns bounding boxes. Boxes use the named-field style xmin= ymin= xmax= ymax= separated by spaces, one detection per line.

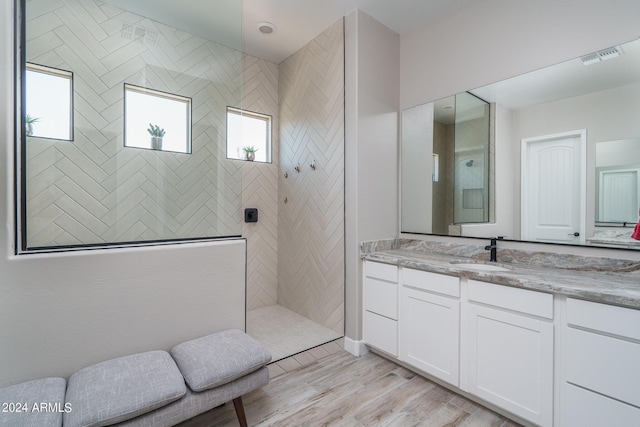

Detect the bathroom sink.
xmin=450 ymin=262 xmax=511 ymax=272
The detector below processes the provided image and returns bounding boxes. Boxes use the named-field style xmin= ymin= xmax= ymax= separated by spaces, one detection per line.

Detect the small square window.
xmin=124 ymin=84 xmax=192 ymax=154
xmin=25 ymin=63 xmax=73 ymax=140
xmin=226 ymin=107 xmax=272 ymax=163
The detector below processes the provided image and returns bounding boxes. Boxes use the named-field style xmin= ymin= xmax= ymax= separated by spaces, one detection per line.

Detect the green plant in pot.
xmin=25 ymin=114 xmax=39 ymax=136
xmin=147 ymin=123 xmax=166 ymax=150
xmin=242 ymin=146 xmax=258 ymax=161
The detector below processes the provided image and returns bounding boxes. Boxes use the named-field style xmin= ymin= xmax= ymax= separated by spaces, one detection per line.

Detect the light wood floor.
xmin=180 ymin=348 xmax=524 ymax=427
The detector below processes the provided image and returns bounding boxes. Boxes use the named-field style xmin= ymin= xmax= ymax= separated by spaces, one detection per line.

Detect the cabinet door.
xmin=400 ymin=287 xmax=460 ymax=386
xmin=464 ymin=303 xmax=553 ymax=427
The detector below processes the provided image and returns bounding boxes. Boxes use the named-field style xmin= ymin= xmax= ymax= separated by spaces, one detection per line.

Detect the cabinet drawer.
xmin=365 ymin=261 xmax=398 ymax=282
xmin=566 ymin=327 xmax=640 ymax=407
xmin=402 ymin=268 xmax=460 ymax=297
xmin=567 ymin=298 xmax=640 ymax=340
xmin=468 ymin=280 xmax=553 ymax=319
xmin=364 ymin=277 xmax=398 ymax=320
xmin=364 ymin=311 xmax=398 ymax=356
xmin=566 ymin=384 xmax=640 ymax=427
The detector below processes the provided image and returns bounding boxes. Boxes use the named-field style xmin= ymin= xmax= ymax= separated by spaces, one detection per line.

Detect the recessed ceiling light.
xmin=257 ymin=22 xmax=276 ymax=35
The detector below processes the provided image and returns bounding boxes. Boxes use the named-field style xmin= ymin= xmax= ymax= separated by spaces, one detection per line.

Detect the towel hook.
xmin=310 ymin=161 xmax=316 ymax=171
xmin=294 ymin=163 xmax=301 ymax=173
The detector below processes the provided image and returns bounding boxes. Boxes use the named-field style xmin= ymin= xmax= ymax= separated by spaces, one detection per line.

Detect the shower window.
xmin=25 ymin=63 xmax=73 ymax=141
xmin=226 ymin=107 xmax=272 ymax=163
xmin=124 ymin=84 xmax=192 ymax=154
xmin=17 ymin=0 xmax=243 ymax=252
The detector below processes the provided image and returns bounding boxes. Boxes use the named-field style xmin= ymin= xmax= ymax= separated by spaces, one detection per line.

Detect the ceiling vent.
xmin=580 ymin=46 xmax=623 ymax=65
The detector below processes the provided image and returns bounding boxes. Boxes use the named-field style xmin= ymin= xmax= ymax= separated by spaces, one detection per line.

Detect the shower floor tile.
xmin=247 ymin=305 xmax=342 ymax=362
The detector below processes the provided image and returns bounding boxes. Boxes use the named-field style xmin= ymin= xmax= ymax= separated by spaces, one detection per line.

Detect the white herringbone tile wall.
xmin=242 ymin=55 xmax=279 ymax=311
xmin=277 ymin=19 xmax=345 ymax=335
xmin=25 ymin=0 xmax=246 ymax=247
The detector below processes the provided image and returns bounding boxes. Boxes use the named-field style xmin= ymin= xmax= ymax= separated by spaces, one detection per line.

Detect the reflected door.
xmin=598 ymin=169 xmax=639 ymax=223
xmin=521 ymin=130 xmax=586 ymax=244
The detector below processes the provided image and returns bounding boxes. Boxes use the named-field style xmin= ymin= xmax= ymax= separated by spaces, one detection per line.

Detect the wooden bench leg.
xmin=232 ymin=396 xmax=248 ymax=427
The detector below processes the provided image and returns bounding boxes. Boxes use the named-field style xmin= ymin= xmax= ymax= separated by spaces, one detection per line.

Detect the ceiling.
xmin=101 ymin=0 xmax=477 ymax=63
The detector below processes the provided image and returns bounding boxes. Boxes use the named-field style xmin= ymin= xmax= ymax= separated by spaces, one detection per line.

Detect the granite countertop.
xmin=362 ymin=239 xmax=640 ymax=310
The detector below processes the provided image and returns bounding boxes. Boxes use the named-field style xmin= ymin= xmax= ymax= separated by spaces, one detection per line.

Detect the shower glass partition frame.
xmin=15 ymin=0 xmax=244 ymax=253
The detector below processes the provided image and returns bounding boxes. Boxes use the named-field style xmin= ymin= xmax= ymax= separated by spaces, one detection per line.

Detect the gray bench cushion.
xmin=0 ymin=377 xmax=66 ymax=427
xmin=63 ymin=350 xmax=186 ymax=427
xmin=117 ymin=367 xmax=269 ymax=427
xmin=170 ymin=329 xmax=271 ymax=392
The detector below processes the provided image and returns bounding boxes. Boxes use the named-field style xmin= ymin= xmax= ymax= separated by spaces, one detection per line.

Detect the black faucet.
xmin=485 ymin=237 xmax=499 ymax=262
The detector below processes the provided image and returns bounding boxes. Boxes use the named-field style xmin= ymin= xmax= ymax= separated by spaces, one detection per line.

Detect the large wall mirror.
xmin=401 ymin=36 xmax=640 ymax=249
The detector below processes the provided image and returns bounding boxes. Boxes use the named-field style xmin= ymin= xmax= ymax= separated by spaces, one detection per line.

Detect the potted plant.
xmin=242 ymin=146 xmax=258 ymax=161
xmin=147 ymin=123 xmax=166 ymax=150
xmin=25 ymin=114 xmax=39 ymax=136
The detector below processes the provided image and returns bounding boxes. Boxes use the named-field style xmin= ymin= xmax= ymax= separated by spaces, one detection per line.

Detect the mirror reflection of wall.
xmin=401 ymin=103 xmax=434 ymax=233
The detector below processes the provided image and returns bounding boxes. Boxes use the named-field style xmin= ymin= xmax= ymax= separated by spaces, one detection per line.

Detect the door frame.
xmin=521 ymin=129 xmax=587 ymax=244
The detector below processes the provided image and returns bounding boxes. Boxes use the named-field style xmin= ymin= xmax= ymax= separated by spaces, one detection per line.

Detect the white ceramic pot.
xmin=151 ymin=136 xmax=163 ymax=150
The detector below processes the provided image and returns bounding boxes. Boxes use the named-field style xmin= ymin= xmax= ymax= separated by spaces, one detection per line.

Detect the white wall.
xmin=1 ymin=1 xmax=246 ymax=388
xmin=345 ymin=10 xmax=399 ymax=342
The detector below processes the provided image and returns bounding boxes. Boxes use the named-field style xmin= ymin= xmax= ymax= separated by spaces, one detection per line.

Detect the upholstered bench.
xmin=0 ymin=377 xmax=67 ymax=427
xmin=0 ymin=329 xmax=271 ymax=427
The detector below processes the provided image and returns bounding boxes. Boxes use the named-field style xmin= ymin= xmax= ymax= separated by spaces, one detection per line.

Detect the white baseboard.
xmin=343 ymin=337 xmax=369 ymax=357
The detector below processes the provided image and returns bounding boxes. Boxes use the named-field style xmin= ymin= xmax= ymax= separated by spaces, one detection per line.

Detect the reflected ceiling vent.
xmin=121 ymin=23 xmax=158 ymax=47
xmin=580 ymin=46 xmax=623 ymax=65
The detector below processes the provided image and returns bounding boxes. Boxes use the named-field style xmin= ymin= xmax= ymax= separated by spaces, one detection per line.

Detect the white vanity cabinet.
xmin=462 ymin=280 xmax=554 ymax=427
xmin=363 ymin=261 xmax=399 ymax=356
xmin=563 ymin=298 xmax=640 ymax=427
xmin=399 ymin=268 xmax=460 ymax=386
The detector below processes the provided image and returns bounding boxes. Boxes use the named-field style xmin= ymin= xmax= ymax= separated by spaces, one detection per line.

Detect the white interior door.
xmin=521 ymin=130 xmax=586 ymax=244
